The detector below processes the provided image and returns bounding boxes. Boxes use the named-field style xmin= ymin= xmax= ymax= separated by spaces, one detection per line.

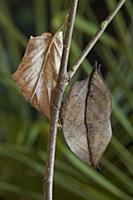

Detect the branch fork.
xmin=44 ymin=0 xmax=127 ymax=200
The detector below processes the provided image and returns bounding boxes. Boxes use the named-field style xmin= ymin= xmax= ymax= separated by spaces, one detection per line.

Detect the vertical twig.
xmin=44 ymin=0 xmax=126 ymax=199
xmin=68 ymin=0 xmax=127 ymax=80
xmin=44 ymin=1 xmax=79 ymax=200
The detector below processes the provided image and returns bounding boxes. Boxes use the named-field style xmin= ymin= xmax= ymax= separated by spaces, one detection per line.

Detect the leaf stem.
xmin=43 ymin=1 xmax=78 ymax=200
xmin=68 ymin=0 xmax=127 ymax=80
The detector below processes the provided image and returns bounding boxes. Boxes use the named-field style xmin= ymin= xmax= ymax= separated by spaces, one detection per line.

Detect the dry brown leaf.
xmin=86 ymin=66 xmax=112 ymax=166
xmin=61 ymin=64 xmax=112 ymax=167
xmin=61 ymin=77 xmax=91 ymax=164
xmin=12 ymin=31 xmax=63 ymax=120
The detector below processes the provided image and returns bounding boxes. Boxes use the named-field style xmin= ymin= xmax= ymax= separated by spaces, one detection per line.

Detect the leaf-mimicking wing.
xmin=12 ymin=31 xmax=63 ymax=120
xmin=86 ymin=66 xmax=112 ymax=166
xmin=61 ymin=77 xmax=91 ymax=165
xmin=61 ymin=64 xmax=112 ymax=167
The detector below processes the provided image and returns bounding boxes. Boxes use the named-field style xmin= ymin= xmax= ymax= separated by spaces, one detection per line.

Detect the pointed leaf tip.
xmin=61 ymin=64 xmax=112 ymax=167
xmin=12 ymin=31 xmax=63 ymax=120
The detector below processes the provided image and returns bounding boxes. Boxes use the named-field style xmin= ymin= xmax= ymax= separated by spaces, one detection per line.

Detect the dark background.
xmin=0 ymin=0 xmax=133 ymax=200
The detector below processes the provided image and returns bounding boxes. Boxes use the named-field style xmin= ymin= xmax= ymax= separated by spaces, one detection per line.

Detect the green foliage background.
xmin=0 ymin=0 xmax=133 ymax=199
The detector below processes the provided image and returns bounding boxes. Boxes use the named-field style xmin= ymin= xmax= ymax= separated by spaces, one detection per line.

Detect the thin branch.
xmin=68 ymin=0 xmax=127 ymax=80
xmin=43 ymin=1 xmax=78 ymax=200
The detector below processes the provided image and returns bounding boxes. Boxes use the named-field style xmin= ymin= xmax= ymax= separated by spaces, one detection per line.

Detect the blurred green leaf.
xmin=0 ymin=1 xmax=133 ymax=200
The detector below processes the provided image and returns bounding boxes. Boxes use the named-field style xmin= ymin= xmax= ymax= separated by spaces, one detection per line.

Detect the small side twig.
xmin=68 ymin=0 xmax=126 ymax=80
xmin=43 ymin=1 xmax=78 ymax=200
xmin=44 ymin=0 xmax=126 ymax=199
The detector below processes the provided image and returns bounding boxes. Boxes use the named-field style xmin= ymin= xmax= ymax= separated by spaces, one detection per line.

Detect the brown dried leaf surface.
xmin=61 ymin=66 xmax=112 ymax=167
xmin=61 ymin=77 xmax=91 ymax=165
xmin=86 ymin=67 xmax=112 ymax=166
xmin=12 ymin=31 xmax=63 ymax=120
